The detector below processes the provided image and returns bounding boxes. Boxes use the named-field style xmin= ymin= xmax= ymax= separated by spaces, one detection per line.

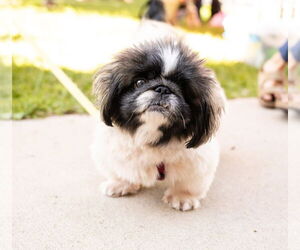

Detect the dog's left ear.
xmin=93 ymin=62 xmax=121 ymax=126
xmin=186 ymin=69 xmax=226 ymax=148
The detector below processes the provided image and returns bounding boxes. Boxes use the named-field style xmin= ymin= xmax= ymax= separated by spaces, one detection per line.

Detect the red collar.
xmin=156 ymin=162 xmax=165 ymax=180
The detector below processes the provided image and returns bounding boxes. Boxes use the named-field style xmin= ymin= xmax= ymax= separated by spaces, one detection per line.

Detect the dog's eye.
xmin=135 ymin=79 xmax=146 ymax=88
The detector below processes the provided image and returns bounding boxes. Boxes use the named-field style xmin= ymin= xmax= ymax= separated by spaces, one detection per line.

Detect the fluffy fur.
xmin=92 ymin=20 xmax=225 ymax=211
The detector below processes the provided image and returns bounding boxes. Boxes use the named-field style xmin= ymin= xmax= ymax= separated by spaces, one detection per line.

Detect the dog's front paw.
xmin=162 ymin=190 xmax=201 ymax=211
xmin=100 ymin=180 xmax=141 ymax=197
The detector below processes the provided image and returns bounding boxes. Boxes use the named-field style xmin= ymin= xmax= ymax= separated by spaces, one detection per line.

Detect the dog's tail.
xmin=140 ymin=0 xmax=166 ymax=22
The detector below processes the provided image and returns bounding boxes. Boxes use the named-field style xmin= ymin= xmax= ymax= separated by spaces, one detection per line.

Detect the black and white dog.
xmin=92 ymin=0 xmax=225 ymax=211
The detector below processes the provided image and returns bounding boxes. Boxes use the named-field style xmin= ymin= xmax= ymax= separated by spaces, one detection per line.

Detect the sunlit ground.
xmin=1 ymin=5 xmax=258 ymax=119
xmin=10 ymin=7 xmax=253 ymax=70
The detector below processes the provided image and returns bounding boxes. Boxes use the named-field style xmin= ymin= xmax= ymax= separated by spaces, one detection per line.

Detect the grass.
xmin=20 ymin=0 xmax=149 ymax=18
xmin=0 ymin=62 xmax=12 ymax=119
xmin=12 ymin=62 xmax=93 ymax=119
xmin=11 ymin=60 xmax=257 ymax=119
xmin=207 ymin=61 xmax=258 ymax=99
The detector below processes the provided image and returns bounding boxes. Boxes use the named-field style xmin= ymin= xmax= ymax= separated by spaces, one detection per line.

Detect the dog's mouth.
xmin=147 ymin=101 xmax=170 ymax=112
xmin=147 ymin=104 xmax=167 ymax=112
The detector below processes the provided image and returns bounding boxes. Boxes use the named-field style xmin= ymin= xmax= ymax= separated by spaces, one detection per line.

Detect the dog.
xmin=91 ymin=2 xmax=225 ymax=211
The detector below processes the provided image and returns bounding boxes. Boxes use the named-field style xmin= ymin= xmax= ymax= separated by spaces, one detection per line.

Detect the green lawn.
xmin=21 ymin=0 xmax=146 ymax=17
xmin=11 ymin=60 xmax=257 ymax=119
xmin=12 ymin=62 xmax=93 ymax=119
xmin=0 ymin=62 xmax=12 ymax=119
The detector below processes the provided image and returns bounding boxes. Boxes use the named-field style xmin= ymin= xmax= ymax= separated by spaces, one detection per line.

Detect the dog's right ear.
xmin=93 ymin=62 xmax=120 ymax=126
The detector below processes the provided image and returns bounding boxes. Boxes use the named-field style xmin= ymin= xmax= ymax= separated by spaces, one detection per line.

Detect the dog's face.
xmin=93 ymin=40 xmax=224 ymax=148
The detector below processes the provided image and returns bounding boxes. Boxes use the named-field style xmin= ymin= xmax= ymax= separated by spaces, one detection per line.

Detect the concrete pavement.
xmin=1 ymin=98 xmax=293 ymax=249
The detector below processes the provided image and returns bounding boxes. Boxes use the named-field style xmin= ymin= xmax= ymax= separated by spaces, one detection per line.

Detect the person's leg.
xmin=185 ymin=0 xmax=201 ymax=27
xmin=289 ymin=40 xmax=300 ymax=71
xmin=163 ymin=0 xmax=181 ymax=25
xmin=211 ymin=0 xmax=221 ymax=18
xmin=259 ymin=41 xmax=288 ymax=108
xmin=279 ymin=41 xmax=288 ymax=63
xmin=263 ymin=41 xmax=287 ymax=73
xmin=289 ymin=41 xmax=300 ymax=110
xmin=291 ymin=41 xmax=300 ymax=62
xmin=194 ymin=0 xmax=202 ymax=21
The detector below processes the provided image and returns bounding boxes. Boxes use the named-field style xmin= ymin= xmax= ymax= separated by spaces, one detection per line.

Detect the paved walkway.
xmin=1 ymin=98 xmax=296 ymax=249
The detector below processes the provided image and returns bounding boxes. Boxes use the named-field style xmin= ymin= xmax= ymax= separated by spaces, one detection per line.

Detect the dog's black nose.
xmin=154 ymin=86 xmax=171 ymax=95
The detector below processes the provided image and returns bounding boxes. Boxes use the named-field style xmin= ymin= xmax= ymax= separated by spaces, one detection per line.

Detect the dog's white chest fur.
xmin=91 ymin=119 xmax=220 ymax=204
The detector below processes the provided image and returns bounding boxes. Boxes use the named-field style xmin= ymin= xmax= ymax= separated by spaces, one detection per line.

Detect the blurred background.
xmin=0 ymin=0 xmax=298 ymax=119
xmin=1 ymin=2 xmax=300 ymax=249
